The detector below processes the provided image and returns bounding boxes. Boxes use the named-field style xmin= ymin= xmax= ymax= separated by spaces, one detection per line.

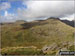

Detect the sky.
xmin=0 ymin=0 xmax=75 ymax=23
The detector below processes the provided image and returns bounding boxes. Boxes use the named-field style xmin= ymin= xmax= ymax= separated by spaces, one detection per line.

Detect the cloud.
xmin=5 ymin=11 xmax=8 ymax=16
xmin=0 ymin=2 xmax=11 ymax=10
xmin=0 ymin=11 xmax=17 ymax=23
xmin=18 ymin=0 xmax=74 ymax=21
xmin=0 ymin=1 xmax=74 ymax=23
xmin=60 ymin=14 xmax=74 ymax=21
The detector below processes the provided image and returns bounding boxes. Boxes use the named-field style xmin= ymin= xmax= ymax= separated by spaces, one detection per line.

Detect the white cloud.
xmin=0 ymin=11 xmax=17 ymax=23
xmin=19 ymin=0 xmax=74 ymax=21
xmin=60 ymin=14 xmax=74 ymax=21
xmin=0 ymin=1 xmax=74 ymax=23
xmin=0 ymin=2 xmax=11 ymax=10
xmin=5 ymin=11 xmax=8 ymax=16
xmin=4 ymin=11 xmax=15 ymax=19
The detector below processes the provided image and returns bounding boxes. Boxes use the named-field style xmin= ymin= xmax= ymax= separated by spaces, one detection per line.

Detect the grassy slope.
xmin=1 ymin=19 xmax=75 ymax=55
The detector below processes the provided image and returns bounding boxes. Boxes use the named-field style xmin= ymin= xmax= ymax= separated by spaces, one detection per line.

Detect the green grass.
xmin=68 ymin=45 xmax=75 ymax=51
xmin=1 ymin=47 xmax=44 ymax=55
xmin=1 ymin=19 xmax=75 ymax=55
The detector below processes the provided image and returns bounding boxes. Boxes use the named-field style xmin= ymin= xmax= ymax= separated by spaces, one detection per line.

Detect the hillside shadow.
xmin=60 ymin=20 xmax=74 ymax=27
xmin=21 ymin=20 xmax=48 ymax=29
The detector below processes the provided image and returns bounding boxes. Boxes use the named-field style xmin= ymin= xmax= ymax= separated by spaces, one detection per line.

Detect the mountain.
xmin=1 ymin=18 xmax=75 ymax=55
xmin=0 ymin=18 xmax=74 ymax=27
xmin=60 ymin=20 xmax=74 ymax=27
xmin=48 ymin=17 xmax=74 ymax=27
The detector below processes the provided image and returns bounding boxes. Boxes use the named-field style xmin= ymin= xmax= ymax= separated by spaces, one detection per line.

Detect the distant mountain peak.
xmin=47 ymin=17 xmax=60 ymax=20
xmin=47 ymin=17 xmax=74 ymax=27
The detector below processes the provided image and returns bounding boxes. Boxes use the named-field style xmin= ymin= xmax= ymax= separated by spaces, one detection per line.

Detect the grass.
xmin=1 ymin=19 xmax=75 ymax=55
xmin=68 ymin=45 xmax=75 ymax=51
xmin=1 ymin=47 xmax=44 ymax=55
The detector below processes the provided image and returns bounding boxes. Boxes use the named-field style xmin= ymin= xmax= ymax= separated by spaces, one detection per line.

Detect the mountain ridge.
xmin=0 ymin=17 xmax=74 ymax=27
xmin=1 ymin=17 xmax=75 ymax=55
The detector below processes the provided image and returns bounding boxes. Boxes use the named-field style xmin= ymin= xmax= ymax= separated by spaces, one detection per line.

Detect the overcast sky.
xmin=0 ymin=0 xmax=74 ymax=23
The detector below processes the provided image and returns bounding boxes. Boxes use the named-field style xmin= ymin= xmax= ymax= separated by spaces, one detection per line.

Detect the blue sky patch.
xmin=0 ymin=0 xmax=27 ymax=16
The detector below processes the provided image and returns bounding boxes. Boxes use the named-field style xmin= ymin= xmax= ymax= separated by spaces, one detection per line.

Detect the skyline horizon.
xmin=0 ymin=0 xmax=74 ymax=23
